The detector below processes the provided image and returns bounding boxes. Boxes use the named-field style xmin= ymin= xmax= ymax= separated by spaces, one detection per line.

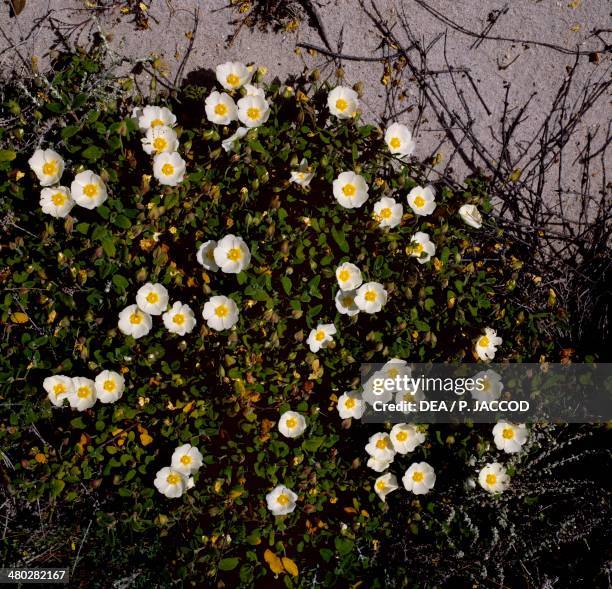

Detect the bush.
xmin=1 ymin=48 xmax=607 ymax=588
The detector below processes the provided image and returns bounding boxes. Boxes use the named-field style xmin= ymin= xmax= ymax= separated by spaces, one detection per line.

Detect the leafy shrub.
xmin=1 ymin=48 xmax=608 ymax=588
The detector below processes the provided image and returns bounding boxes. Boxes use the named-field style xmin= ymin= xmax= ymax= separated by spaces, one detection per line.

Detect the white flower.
xmin=142 ymin=125 xmax=179 ymax=155
xmin=43 ymin=375 xmax=73 ymax=407
xmin=136 ymin=283 xmax=169 ymax=316
xmin=373 ymin=196 xmax=403 ymax=229
xmin=478 ymin=462 xmax=510 ymax=494
xmin=307 ymin=323 xmax=336 ymax=353
xmin=153 ymin=152 xmax=186 ymax=186
xmin=367 ymin=456 xmax=394 ymax=472
xmin=266 ymin=484 xmax=298 ymax=515
xmin=40 ymin=186 xmax=74 ymax=218
xmin=355 ymin=282 xmax=387 ymax=313
xmin=365 ymin=432 xmax=396 ymax=462
xmin=332 ymin=171 xmax=369 ymax=208
xmin=205 ymin=91 xmax=238 ymax=125
xmin=118 ymin=304 xmax=153 ymax=339
xmin=335 ymin=289 xmax=359 ymax=316
xmin=213 ymin=234 xmax=251 ymax=274
xmin=459 ymin=204 xmax=483 ymax=228
xmin=216 ymin=61 xmax=252 ymax=90
xmin=407 ymin=185 xmax=436 ymax=216
xmin=394 ymin=386 xmax=425 ymax=409
xmin=278 ymin=411 xmax=307 ymax=438
xmin=390 ymin=424 xmax=426 ymax=454
xmin=471 ymin=369 xmax=503 ymax=402
xmin=374 ymin=472 xmax=399 ymax=502
xmin=475 ymin=327 xmax=502 ymax=361
xmin=409 ymin=232 xmax=436 ymax=264
xmin=402 ymin=462 xmax=436 ymax=495
xmin=327 ymin=86 xmax=359 ymax=119
xmin=337 ymin=391 xmax=365 ymax=419
xmin=94 ymin=370 xmax=125 ymax=404
xmin=493 ymin=422 xmax=528 ymax=454
xmin=335 ymin=262 xmax=362 ymax=291
xmin=221 ymin=127 xmax=249 ymax=153
xmin=28 ymin=149 xmax=64 ymax=186
xmin=202 ymin=295 xmax=239 ymax=331
xmin=171 ymin=444 xmax=204 ymax=475
xmin=362 ymin=359 xmax=411 ymax=405
xmin=385 ymin=123 xmax=415 ymax=157
xmin=290 ymin=158 xmax=314 ymax=187
xmin=71 ymin=171 xmax=107 ymax=209
xmin=69 ymin=377 xmax=97 ymax=411
xmin=237 ymin=95 xmax=270 ymax=128
xmin=243 ymin=83 xmax=265 ymax=97
xmin=154 ymin=467 xmax=192 ymax=498
xmin=163 ymin=301 xmax=197 ymax=335
xmin=137 ymin=106 xmax=177 ymax=131
xmin=196 ymin=240 xmax=220 ymax=272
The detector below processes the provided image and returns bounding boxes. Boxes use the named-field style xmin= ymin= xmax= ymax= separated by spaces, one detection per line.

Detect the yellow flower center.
xmin=227 ymin=247 xmax=242 ymax=261
xmin=380 ymin=207 xmax=392 ymax=219
xmin=166 ymin=473 xmax=180 ymax=485
xmin=51 ymin=192 xmax=66 ymax=206
xmin=341 ymin=296 xmax=354 ymax=307
xmin=375 ymin=437 xmax=390 ymax=450
xmin=215 ymin=304 xmax=229 ymax=318
xmin=364 ymin=290 xmax=377 ymax=302
xmin=335 ymin=98 xmax=348 ymax=112
xmin=345 ymin=397 xmax=356 ymax=409
xmin=246 ymin=107 xmax=261 ymax=121
xmin=486 ymin=473 xmax=497 ymax=486
xmin=276 ymin=493 xmax=290 ymax=506
xmin=413 ymin=243 xmax=423 ymax=255
xmin=77 ymin=386 xmax=90 ymax=399
xmin=388 ymin=368 xmax=399 ymax=378
xmin=338 ymin=269 xmax=350 ymax=282
xmin=83 ymin=183 xmax=98 ymax=198
xmin=103 ymin=380 xmax=116 ymax=392
xmin=153 ymin=137 xmax=168 ymax=152
xmin=129 ymin=312 xmax=142 ymax=325
xmin=286 ymin=418 xmax=297 ymax=429
xmin=412 ymin=471 xmax=424 ymax=483
xmin=414 ymin=195 xmax=425 ymax=208
xmin=315 ymin=330 xmax=326 ymax=341
xmin=146 ymin=292 xmax=159 ymax=304
xmin=479 ymin=336 xmax=490 ymax=348
xmin=226 ymin=73 xmax=240 ymax=87
xmin=215 ymin=103 xmax=228 ymax=115
xmin=376 ymin=480 xmax=386 ymax=491
xmin=180 ymin=455 xmax=192 ymax=465
xmin=396 ymin=431 xmax=409 ymax=442
xmin=42 ymin=161 xmax=57 ymax=175
xmin=342 ymin=183 xmax=356 ymax=197
xmin=502 ymin=427 xmax=515 ymax=440
xmin=161 ymin=163 xmax=175 ymax=176
xmin=151 ymin=118 xmax=164 ymax=127
xmin=53 ymin=383 xmax=66 ymax=395
xmin=173 ymin=313 xmax=185 ymax=325
xmin=482 ymin=379 xmax=491 ymax=391
xmin=389 ymin=137 xmax=401 ymax=149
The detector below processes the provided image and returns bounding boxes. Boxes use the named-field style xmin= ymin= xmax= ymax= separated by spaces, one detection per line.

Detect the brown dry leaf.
xmin=10 ymin=0 xmax=26 ymax=16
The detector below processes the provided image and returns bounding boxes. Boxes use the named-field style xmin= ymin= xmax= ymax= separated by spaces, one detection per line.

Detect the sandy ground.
xmin=1 ymin=0 xmax=610 ymax=217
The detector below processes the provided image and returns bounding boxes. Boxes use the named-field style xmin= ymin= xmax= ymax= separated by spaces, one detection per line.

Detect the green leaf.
xmin=331 ymin=226 xmax=349 ymax=253
xmin=113 ymin=215 xmax=131 ymax=229
xmin=280 ymin=276 xmax=292 ymax=295
xmin=49 ymin=478 xmax=65 ymax=498
xmin=82 ymin=145 xmax=104 ymax=161
xmin=101 ymin=236 xmax=116 ymax=257
xmin=219 ymin=557 xmax=239 ymax=571
xmin=112 ymin=275 xmax=129 ymax=292
xmin=302 ymin=436 xmax=324 ymax=452
xmin=61 ymin=125 xmax=80 ymax=140
xmin=0 ymin=149 xmax=17 ymax=162
xmin=334 ymin=537 xmax=354 ymax=556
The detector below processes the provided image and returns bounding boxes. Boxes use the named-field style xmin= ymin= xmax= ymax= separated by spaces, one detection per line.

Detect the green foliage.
xmin=0 ymin=50 xmax=565 ymax=587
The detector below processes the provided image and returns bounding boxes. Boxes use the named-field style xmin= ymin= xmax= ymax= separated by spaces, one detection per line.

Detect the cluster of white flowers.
xmin=29 ymin=149 xmax=108 ymax=218
xmin=118 ymin=282 xmax=197 ymax=338
xmin=154 ymin=444 xmax=203 ymax=498
xmin=43 ymin=370 xmax=124 ymax=411
xmin=134 ymin=105 xmax=186 ymax=186
xmin=204 ymin=62 xmax=271 ymax=153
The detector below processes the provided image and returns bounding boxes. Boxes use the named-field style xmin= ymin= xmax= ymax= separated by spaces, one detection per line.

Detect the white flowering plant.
xmin=0 ymin=50 xmax=606 ymax=588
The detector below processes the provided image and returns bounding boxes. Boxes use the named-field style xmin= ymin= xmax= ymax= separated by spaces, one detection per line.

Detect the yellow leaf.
xmin=11 ymin=312 xmax=28 ymax=324
xmin=140 ymin=432 xmax=153 ymax=446
xmin=509 ymin=168 xmax=522 ymax=182
xmin=263 ymin=549 xmax=284 ymax=575
xmin=282 ymin=557 xmax=298 ymax=577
